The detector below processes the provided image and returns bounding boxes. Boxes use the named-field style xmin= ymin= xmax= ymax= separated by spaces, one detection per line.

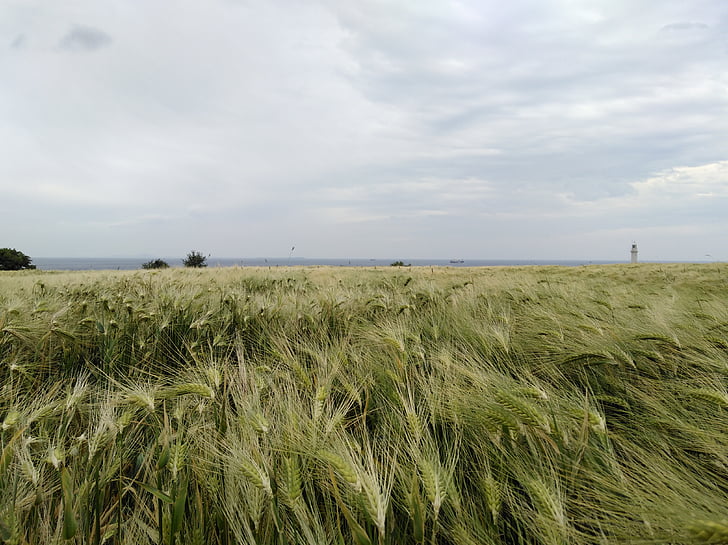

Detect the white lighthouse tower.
xmin=630 ymin=243 xmax=638 ymax=264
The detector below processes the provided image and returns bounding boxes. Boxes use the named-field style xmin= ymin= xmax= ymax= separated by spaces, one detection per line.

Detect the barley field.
xmin=1 ymin=264 xmax=727 ymax=545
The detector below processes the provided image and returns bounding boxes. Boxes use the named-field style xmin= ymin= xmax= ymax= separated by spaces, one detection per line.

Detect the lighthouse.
xmin=631 ymin=243 xmax=638 ymax=264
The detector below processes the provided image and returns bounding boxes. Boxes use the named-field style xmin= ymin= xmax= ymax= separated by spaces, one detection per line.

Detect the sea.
xmin=30 ymin=257 xmax=622 ymax=271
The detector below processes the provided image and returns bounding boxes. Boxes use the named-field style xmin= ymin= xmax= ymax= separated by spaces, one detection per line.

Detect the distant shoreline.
xmin=29 ymin=257 xmax=627 ymax=271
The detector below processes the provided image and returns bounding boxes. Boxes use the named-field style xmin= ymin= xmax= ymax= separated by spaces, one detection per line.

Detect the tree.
xmin=0 ymin=248 xmax=36 ymax=270
xmin=182 ymin=251 xmax=207 ymax=268
xmin=141 ymin=258 xmax=169 ymax=269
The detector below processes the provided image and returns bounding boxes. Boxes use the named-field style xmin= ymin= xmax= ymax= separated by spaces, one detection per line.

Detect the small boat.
xmin=449 ymin=259 xmax=465 ymax=264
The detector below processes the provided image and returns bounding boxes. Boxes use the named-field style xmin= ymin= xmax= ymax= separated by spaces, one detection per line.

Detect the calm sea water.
xmin=31 ymin=257 xmax=621 ymax=271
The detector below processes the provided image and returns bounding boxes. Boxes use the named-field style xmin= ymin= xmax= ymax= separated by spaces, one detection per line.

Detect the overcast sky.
xmin=2 ymin=1 xmax=727 ymax=261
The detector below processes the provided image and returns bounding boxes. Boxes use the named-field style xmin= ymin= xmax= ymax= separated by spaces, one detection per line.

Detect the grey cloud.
xmin=660 ymin=22 xmax=709 ymax=31
xmin=3 ymin=1 xmax=727 ymax=260
xmin=327 ymin=2 xmax=728 ymax=199
xmin=10 ymin=34 xmax=26 ymax=49
xmin=59 ymin=25 xmax=112 ymax=52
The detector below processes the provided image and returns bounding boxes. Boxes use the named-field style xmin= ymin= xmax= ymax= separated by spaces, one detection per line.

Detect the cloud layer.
xmin=1 ymin=0 xmax=727 ymax=260
xmin=58 ymin=25 xmax=111 ymax=51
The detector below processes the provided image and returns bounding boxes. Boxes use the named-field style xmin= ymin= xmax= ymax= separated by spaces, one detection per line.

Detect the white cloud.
xmin=559 ymin=160 xmax=728 ymax=214
xmin=632 ymin=161 xmax=728 ymax=200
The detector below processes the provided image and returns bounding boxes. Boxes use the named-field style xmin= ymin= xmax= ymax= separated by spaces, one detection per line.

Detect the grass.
xmin=0 ymin=263 xmax=727 ymax=544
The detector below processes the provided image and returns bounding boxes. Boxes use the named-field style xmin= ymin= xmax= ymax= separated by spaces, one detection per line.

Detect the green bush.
xmin=182 ymin=250 xmax=207 ymax=268
xmin=141 ymin=258 xmax=170 ymax=269
xmin=0 ymin=247 xmax=36 ymax=270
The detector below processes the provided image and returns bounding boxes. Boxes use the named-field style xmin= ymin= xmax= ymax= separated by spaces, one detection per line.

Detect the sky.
xmin=1 ymin=1 xmax=727 ymax=261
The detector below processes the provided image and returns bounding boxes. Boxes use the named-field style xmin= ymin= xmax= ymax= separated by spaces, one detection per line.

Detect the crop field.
xmin=1 ymin=264 xmax=727 ymax=544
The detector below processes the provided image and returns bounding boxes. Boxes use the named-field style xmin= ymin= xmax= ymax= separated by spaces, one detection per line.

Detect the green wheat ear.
xmin=480 ymin=402 xmax=519 ymax=436
xmin=320 ymin=450 xmax=361 ymax=492
xmin=417 ymin=456 xmax=448 ymax=520
xmin=280 ymin=455 xmax=302 ymax=507
xmin=687 ymin=519 xmax=728 ymax=543
xmin=481 ymin=473 xmax=502 ymax=523
xmin=495 ymin=390 xmax=550 ymax=432
xmin=161 ymin=383 xmax=215 ymax=399
xmin=686 ymin=388 xmax=728 ymax=407
xmin=238 ymin=458 xmax=273 ymax=497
